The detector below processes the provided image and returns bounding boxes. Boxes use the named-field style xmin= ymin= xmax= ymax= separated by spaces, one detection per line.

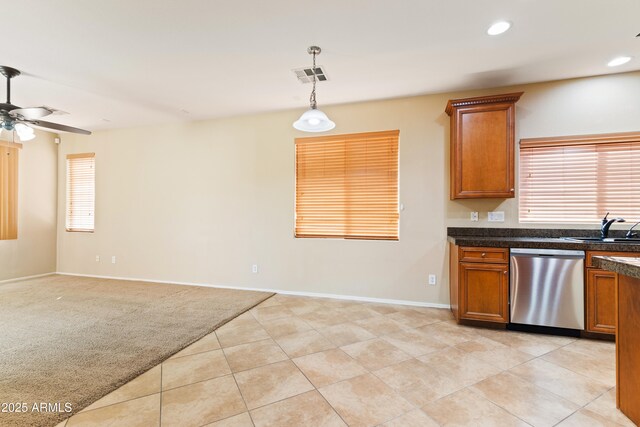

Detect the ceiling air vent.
xmin=292 ymin=66 xmax=328 ymax=84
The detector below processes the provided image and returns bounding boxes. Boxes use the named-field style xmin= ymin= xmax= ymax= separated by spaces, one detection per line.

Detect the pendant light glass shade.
xmin=293 ymin=107 xmax=335 ymax=132
xmin=293 ymin=46 xmax=335 ymax=133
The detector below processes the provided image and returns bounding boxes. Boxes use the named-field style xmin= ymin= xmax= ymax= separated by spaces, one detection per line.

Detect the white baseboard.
xmin=55 ymin=271 xmax=450 ymax=309
xmin=0 ymin=272 xmax=56 ymax=285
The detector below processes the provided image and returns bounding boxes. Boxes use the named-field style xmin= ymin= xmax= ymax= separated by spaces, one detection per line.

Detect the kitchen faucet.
xmin=626 ymin=221 xmax=640 ymax=238
xmin=601 ymin=212 xmax=625 ymax=239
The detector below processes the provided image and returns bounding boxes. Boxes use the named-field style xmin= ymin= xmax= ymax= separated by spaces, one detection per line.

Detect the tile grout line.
xmin=218 ymin=334 xmax=256 ymax=426
xmin=269 ymin=308 xmax=568 ymax=421
xmin=380 ymin=330 xmax=561 ymax=426
xmin=243 ymin=304 xmax=354 ymax=423
xmin=167 ymin=331 xmax=221 ymax=360
xmin=280 ymin=336 xmax=352 ymax=427
xmin=72 ymin=391 xmax=162 ymax=416
xmin=508 ymin=354 xmax=614 ymax=398
xmin=540 ymin=347 xmax=616 ymax=386
xmin=550 ymin=385 xmax=621 ymax=427
xmin=463 ymin=352 xmax=569 ymax=425
xmin=465 ymin=336 xmax=614 ymax=425
xmin=465 ymin=386 xmax=535 ymax=426
xmin=65 ymin=297 xmax=276 ymax=424
xmin=255 ymin=308 xmax=603 ymax=425
xmin=66 ymin=368 xmax=164 ymax=419
xmin=61 ymin=296 xmax=621 ymax=426
xmin=228 ymin=371 xmax=254 ymax=426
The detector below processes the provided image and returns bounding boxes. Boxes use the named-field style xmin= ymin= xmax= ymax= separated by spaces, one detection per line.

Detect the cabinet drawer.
xmin=459 ymin=247 xmax=508 ymax=264
xmin=586 ymin=251 xmax=640 ymax=268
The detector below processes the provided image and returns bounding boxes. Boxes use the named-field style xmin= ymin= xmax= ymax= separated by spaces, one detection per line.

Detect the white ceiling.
xmin=3 ymin=0 xmax=639 ymax=132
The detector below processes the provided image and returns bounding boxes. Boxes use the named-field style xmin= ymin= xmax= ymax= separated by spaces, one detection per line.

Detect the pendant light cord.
xmin=310 ymin=49 xmax=317 ymax=110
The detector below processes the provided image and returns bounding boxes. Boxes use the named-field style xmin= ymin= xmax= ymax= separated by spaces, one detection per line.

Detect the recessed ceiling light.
xmin=607 ymin=56 xmax=632 ymax=67
xmin=487 ymin=21 xmax=511 ymax=36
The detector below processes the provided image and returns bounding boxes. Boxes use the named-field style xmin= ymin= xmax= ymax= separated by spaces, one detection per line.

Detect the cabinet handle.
xmin=510 ymin=188 xmax=514 ymax=191
xmin=481 ymin=253 xmax=486 ymax=257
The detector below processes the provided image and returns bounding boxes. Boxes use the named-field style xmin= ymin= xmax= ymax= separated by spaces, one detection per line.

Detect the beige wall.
xmin=0 ymin=131 xmax=58 ymax=281
xmin=56 ymin=71 xmax=640 ymax=304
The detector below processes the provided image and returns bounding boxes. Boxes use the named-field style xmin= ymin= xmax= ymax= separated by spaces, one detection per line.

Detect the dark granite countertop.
xmin=448 ymin=227 xmax=640 ymax=252
xmin=592 ymin=256 xmax=640 ymax=280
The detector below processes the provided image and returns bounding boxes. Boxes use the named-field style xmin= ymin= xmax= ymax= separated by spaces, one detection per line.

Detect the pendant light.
xmin=293 ymin=46 xmax=335 ymax=132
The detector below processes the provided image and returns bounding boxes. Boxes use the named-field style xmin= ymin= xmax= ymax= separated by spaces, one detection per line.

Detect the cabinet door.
xmin=459 ymin=262 xmax=509 ymax=323
xmin=446 ymin=92 xmax=522 ymax=200
xmin=586 ymin=268 xmax=616 ymax=334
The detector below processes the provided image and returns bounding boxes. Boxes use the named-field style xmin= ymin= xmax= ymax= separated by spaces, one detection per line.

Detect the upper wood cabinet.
xmin=445 ymin=92 xmax=523 ymax=200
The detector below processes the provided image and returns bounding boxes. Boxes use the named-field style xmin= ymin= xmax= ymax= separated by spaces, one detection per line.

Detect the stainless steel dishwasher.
xmin=510 ymin=248 xmax=585 ymax=330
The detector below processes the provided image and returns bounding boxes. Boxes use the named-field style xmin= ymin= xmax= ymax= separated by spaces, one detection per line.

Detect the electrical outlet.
xmin=488 ymin=211 xmax=505 ymax=222
xmin=95 ymin=255 xmax=100 ymax=262
xmin=252 ymin=264 xmax=258 ymax=273
xmin=111 ymin=256 xmax=116 ymax=264
xmin=470 ymin=212 xmax=479 ymax=222
xmin=428 ymin=274 xmax=437 ymax=285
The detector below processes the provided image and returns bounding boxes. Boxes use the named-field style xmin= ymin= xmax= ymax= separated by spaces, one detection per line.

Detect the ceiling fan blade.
xmin=9 ymin=106 xmax=53 ymax=120
xmin=24 ymin=119 xmax=91 ymax=135
xmin=0 ymin=102 xmax=20 ymax=112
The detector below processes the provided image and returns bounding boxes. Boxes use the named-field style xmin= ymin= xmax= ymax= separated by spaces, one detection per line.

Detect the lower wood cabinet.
xmin=616 ymin=274 xmax=640 ymax=425
xmin=586 ymin=268 xmax=617 ymax=334
xmin=459 ymin=261 xmax=509 ymax=323
xmin=449 ymin=246 xmax=640 ymax=332
xmin=450 ymin=244 xmax=509 ymax=324
xmin=585 ymin=250 xmax=640 ymax=335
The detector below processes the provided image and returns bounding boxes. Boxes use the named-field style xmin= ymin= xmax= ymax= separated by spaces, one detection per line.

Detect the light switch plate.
xmin=470 ymin=212 xmax=479 ymax=222
xmin=488 ymin=211 xmax=505 ymax=222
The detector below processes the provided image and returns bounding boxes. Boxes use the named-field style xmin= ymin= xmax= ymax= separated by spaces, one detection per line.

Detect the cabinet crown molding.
xmin=445 ymin=92 xmax=524 ymax=116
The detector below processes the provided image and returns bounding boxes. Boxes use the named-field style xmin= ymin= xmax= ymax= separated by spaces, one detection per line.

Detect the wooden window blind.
xmin=295 ymin=130 xmax=399 ymax=240
xmin=0 ymin=141 xmax=21 ymax=240
xmin=520 ymin=132 xmax=640 ymax=223
xmin=66 ymin=153 xmax=95 ymax=232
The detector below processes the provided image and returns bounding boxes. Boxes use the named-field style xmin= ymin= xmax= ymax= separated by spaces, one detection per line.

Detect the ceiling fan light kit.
xmin=0 ymin=65 xmax=91 ymax=142
xmin=14 ymin=123 xmax=35 ymax=141
xmin=293 ymin=46 xmax=335 ymax=133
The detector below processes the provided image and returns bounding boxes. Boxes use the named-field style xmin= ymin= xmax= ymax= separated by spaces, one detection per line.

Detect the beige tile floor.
xmin=56 ymin=294 xmax=635 ymax=427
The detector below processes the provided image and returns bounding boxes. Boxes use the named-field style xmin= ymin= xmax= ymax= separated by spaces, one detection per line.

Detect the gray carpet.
xmin=0 ymin=274 xmax=273 ymax=427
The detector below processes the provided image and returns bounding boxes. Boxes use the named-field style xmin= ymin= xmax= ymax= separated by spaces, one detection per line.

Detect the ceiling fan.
xmin=0 ymin=65 xmax=91 ymax=141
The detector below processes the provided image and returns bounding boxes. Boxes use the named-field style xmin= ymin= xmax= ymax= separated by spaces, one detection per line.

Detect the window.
xmin=0 ymin=141 xmax=20 ymax=240
xmin=295 ymin=130 xmax=399 ymax=240
xmin=66 ymin=153 xmax=95 ymax=232
xmin=519 ymin=132 xmax=640 ymax=223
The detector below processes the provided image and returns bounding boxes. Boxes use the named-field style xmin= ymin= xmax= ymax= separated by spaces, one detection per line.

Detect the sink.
xmin=563 ymin=237 xmax=640 ymax=243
